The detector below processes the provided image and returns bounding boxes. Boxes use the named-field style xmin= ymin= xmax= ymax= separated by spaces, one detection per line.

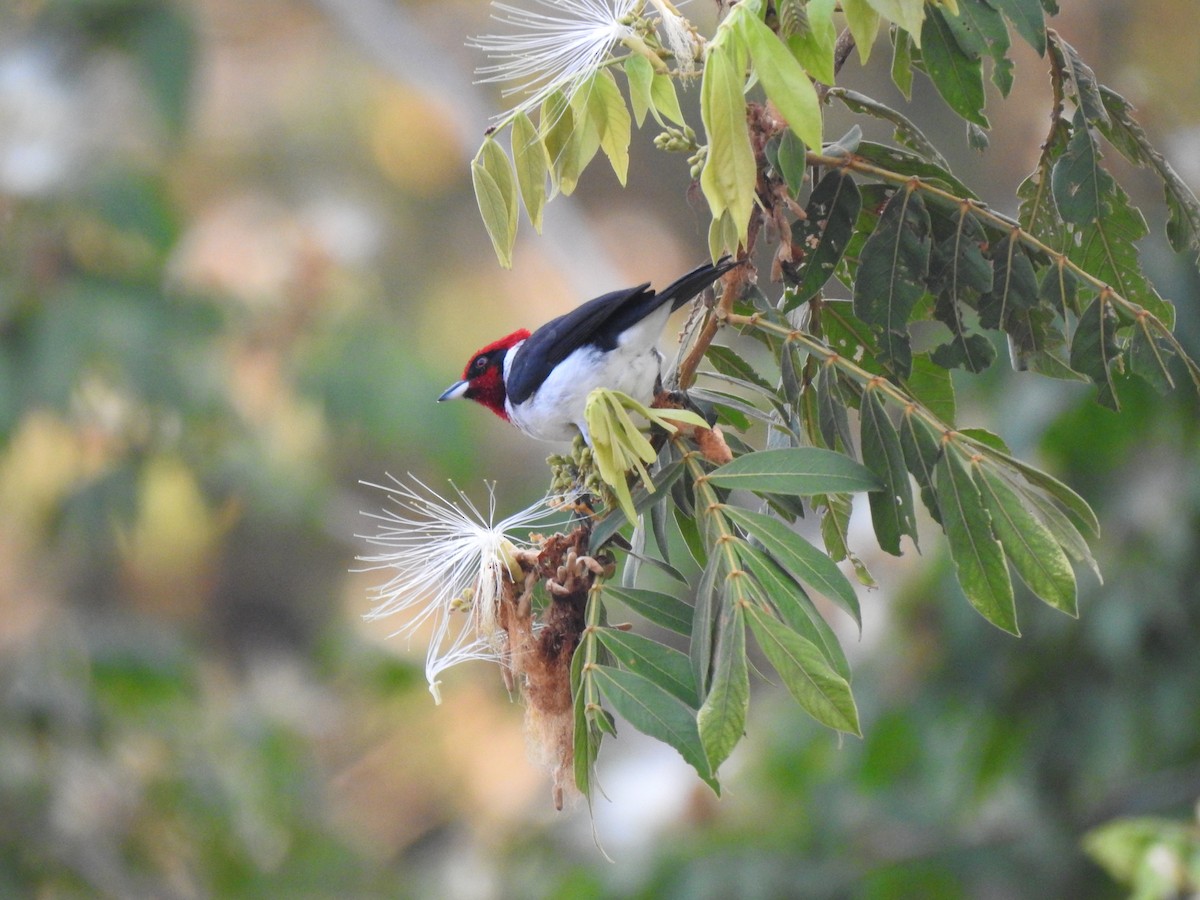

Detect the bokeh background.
xmin=1 ymin=0 xmax=1197 ymax=896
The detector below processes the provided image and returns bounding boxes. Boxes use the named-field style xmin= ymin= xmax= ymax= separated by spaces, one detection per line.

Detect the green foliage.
xmin=468 ymin=0 xmax=1200 ymax=818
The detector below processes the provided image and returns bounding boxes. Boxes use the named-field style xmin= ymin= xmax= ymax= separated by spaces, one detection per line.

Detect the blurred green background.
xmin=0 ymin=0 xmax=1197 ymax=896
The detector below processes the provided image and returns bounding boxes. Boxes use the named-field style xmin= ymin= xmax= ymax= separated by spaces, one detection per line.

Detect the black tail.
xmin=662 ymin=256 xmax=744 ymax=312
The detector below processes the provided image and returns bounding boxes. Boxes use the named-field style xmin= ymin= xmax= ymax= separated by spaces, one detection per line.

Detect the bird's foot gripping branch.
xmin=365 ymin=0 xmax=1200 ymax=808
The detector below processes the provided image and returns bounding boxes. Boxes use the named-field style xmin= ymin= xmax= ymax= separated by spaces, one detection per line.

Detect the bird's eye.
xmin=473 ymin=357 xmax=488 ymax=372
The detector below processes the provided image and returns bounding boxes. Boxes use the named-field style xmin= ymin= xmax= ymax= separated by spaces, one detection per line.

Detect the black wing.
xmin=505 ymin=259 xmax=739 ymax=405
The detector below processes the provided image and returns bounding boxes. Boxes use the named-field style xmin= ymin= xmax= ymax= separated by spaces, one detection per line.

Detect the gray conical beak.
xmin=437 ymin=380 xmax=469 ymax=402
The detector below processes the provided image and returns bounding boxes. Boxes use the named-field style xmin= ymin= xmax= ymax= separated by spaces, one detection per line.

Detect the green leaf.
xmin=942 ymin=0 xmax=1014 ymax=96
xmin=1013 ymin=479 xmax=1101 ymax=582
xmin=691 ymin=553 xmax=722 ymax=695
xmin=966 ymin=437 xmax=1100 ymax=540
xmin=989 ymin=0 xmax=1046 ymax=55
xmin=571 ymin=639 xmax=601 ymax=797
xmin=709 ymin=447 xmax=883 ymax=495
xmin=979 ymin=232 xmax=1039 ymax=330
xmin=936 ymin=447 xmax=1018 ymax=634
xmin=701 ymin=39 xmax=756 ymax=245
xmin=539 ymin=91 xmax=575 ymax=197
xmin=741 ymin=13 xmax=824 ymax=150
xmin=931 ymin=333 xmax=997 ymax=374
xmin=746 ymin=603 xmax=861 ymax=735
xmin=775 ymin=130 xmax=808 ymax=198
xmin=784 ymin=0 xmax=836 ymax=85
xmin=851 ymin=142 xmax=979 ymax=199
xmin=860 ymin=387 xmax=918 ymax=555
xmin=589 ymin=69 xmax=632 ymax=184
xmin=596 ymin=627 xmax=699 ymax=707
xmin=891 ymin=29 xmax=915 ymax=98
xmin=853 ymin=186 xmax=933 ymax=378
xmin=593 ymin=665 xmax=717 ymax=789
xmin=974 ymin=462 xmax=1077 ymax=615
xmin=1129 ymin=318 xmax=1175 ymax=394
xmin=511 ymin=112 xmax=547 ymax=232
xmin=816 ymin=362 xmax=855 ymax=451
xmin=707 ymin=344 xmax=775 ymax=392
xmin=1047 ymin=32 xmax=1109 ymax=128
xmin=603 ymin=584 xmax=692 ymax=635
xmin=651 ymin=72 xmax=686 ymax=126
xmin=905 ymin=353 xmax=957 ymax=424
xmin=1097 ymin=85 xmax=1200 ymax=262
xmin=735 ymin=541 xmax=850 ymax=679
xmin=827 ymin=88 xmax=949 ymax=166
xmin=788 ymin=170 xmax=862 ymax=307
xmin=866 ymin=0 xmax=927 ymax=45
xmin=900 ymin=408 xmax=944 ymax=524
xmin=697 ymin=597 xmax=748 ymax=770
xmin=559 ymin=79 xmax=602 ymax=195
xmin=722 ymin=504 xmax=861 ymax=626
xmin=1052 ymin=110 xmax=1172 ymax=328
xmin=624 ymin=55 xmax=654 ymax=127
xmin=842 ymin=0 xmax=882 ymax=63
xmin=1069 ymin=294 xmax=1122 ymax=410
xmin=920 ymin=6 xmax=989 ymax=127
xmin=471 ymin=141 xmax=518 ymax=268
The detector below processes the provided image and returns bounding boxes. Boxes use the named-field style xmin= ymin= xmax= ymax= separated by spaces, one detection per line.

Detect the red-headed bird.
xmin=438 ymin=259 xmax=740 ymax=443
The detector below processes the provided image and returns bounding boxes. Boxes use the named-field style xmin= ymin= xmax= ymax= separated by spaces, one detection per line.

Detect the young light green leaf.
xmin=471 ymin=140 xmax=518 ymax=268
xmin=867 ymin=0 xmax=927 ymax=45
xmin=936 ymin=446 xmax=1018 ymax=634
xmin=697 ymin=595 xmax=748 ymax=770
xmin=735 ymin=541 xmax=851 ymax=679
xmin=842 ymin=0 xmax=881 ymax=63
xmin=589 ymin=68 xmax=632 ymax=184
xmin=700 ymin=40 xmax=756 ymax=243
xmin=592 ymin=665 xmax=717 ymax=789
xmin=853 ymin=185 xmax=933 ymax=378
xmin=920 ymin=6 xmax=989 ymax=127
xmin=708 ymin=448 xmax=883 ymax=495
xmin=596 ymin=627 xmax=699 ymax=707
xmin=511 ymin=111 xmax=547 ymax=232
xmin=558 ymin=78 xmax=602 ymax=194
xmin=603 ymin=584 xmax=693 ymax=635
xmin=741 ymin=13 xmax=823 ymax=150
xmin=788 ymin=169 xmax=862 ymax=308
xmin=722 ymin=504 xmax=861 ymax=627
xmin=650 ymin=71 xmax=685 ymax=126
xmin=860 ymin=387 xmax=918 ymax=555
xmin=624 ymin=54 xmax=654 ymax=127
xmin=784 ymin=0 xmax=836 ymax=85
xmin=571 ymin=638 xmax=603 ymax=797
xmin=891 ymin=28 xmax=915 ymax=98
xmin=540 ymin=91 xmax=575 ymax=197
xmin=975 ymin=462 xmax=1077 ymax=616
xmin=746 ymin=603 xmax=861 ymax=735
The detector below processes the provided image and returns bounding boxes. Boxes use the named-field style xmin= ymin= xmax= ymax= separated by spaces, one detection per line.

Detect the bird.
xmin=438 ymin=258 xmax=741 ymax=443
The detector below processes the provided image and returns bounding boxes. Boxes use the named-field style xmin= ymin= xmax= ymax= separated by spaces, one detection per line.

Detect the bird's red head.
xmin=438 ymin=329 xmax=531 ymax=421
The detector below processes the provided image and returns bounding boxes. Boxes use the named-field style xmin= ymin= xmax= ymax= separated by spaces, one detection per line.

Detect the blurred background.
xmin=0 ymin=0 xmax=1197 ymax=896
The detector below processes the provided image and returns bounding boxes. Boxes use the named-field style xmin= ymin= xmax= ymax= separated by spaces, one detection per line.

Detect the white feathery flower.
xmin=648 ymin=0 xmax=698 ymax=73
xmin=470 ymin=0 xmax=639 ymax=118
xmin=357 ymin=475 xmax=566 ymax=703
